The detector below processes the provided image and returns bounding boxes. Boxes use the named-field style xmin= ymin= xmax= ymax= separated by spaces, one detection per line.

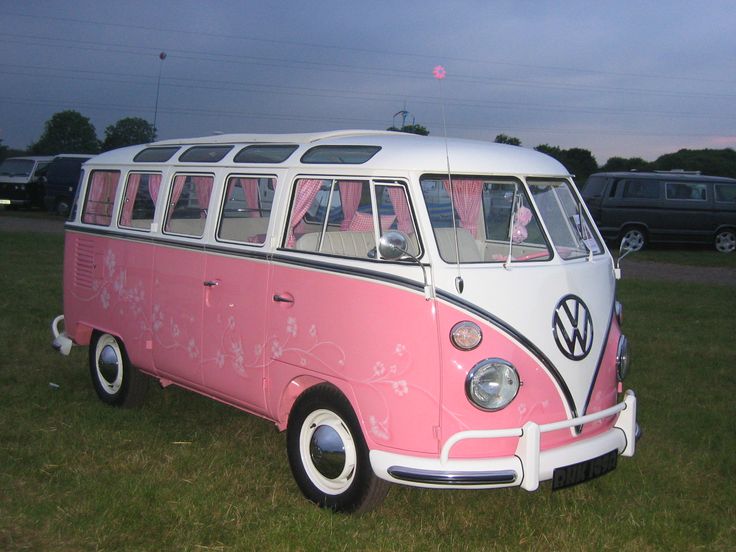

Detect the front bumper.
xmin=370 ymin=390 xmax=638 ymax=490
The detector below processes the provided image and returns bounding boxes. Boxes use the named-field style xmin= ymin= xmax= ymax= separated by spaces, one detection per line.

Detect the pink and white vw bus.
xmin=51 ymin=130 xmax=638 ymax=512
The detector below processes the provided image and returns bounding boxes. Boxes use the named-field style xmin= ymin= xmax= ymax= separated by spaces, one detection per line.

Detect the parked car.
xmin=43 ymin=154 xmax=93 ymax=215
xmin=582 ymin=171 xmax=736 ymax=252
xmin=0 ymin=156 xmax=53 ymax=208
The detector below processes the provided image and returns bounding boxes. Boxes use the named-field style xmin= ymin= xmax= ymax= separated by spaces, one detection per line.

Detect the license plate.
xmin=552 ymin=449 xmax=618 ymax=490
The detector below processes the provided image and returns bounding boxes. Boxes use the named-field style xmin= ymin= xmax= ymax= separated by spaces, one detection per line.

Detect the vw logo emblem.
xmin=553 ymin=295 xmax=594 ymax=360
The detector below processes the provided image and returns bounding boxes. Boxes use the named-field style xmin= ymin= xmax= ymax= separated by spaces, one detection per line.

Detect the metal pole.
xmin=153 ymin=51 xmax=166 ymax=135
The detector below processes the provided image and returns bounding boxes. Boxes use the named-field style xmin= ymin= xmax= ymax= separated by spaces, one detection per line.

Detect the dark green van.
xmin=582 ymin=171 xmax=736 ymax=253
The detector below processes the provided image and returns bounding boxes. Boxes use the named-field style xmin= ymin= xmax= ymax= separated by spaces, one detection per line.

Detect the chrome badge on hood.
xmin=553 ymin=295 xmax=594 ymax=361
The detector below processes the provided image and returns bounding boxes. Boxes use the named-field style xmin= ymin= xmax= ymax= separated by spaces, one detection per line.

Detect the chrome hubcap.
xmin=299 ymin=409 xmax=357 ymax=494
xmin=95 ymin=335 xmax=123 ymax=395
xmin=309 ymin=425 xmax=346 ymax=479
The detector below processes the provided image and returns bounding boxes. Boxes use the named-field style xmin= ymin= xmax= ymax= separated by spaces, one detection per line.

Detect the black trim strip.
xmin=270 ymin=252 xmax=427 ymax=293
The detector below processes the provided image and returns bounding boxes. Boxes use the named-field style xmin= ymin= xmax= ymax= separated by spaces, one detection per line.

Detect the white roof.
xmin=87 ymin=130 xmax=570 ymax=177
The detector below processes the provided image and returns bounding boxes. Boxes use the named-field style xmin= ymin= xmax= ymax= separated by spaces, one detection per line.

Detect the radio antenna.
xmin=434 ymin=65 xmax=464 ymax=294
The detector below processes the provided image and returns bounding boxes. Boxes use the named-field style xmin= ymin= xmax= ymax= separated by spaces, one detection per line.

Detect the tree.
xmin=494 ymin=134 xmax=521 ymax=146
xmin=387 ymin=124 xmax=429 ymax=136
xmin=653 ymin=148 xmax=736 ymax=178
xmin=600 ymin=156 xmax=651 ymax=172
xmin=534 ymin=144 xmax=598 ymax=182
xmin=29 ymin=110 xmax=99 ymax=155
xmin=102 ymin=117 xmax=157 ymax=151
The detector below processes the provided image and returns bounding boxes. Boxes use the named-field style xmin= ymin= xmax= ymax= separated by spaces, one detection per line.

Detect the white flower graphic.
xmin=286 ymin=317 xmax=298 ymax=337
xmin=372 ymin=362 xmax=386 ymax=377
xmin=100 ymin=288 xmax=110 ymax=310
xmin=187 ymin=338 xmax=198 ymax=359
xmin=369 ymin=416 xmax=390 ymax=440
xmin=392 ymin=380 xmax=408 ymax=397
xmin=395 ymin=344 xmax=407 ymax=356
xmin=272 ymin=340 xmax=284 ymax=359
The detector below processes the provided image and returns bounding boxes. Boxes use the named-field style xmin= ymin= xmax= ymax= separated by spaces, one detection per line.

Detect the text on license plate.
xmin=552 ymin=449 xmax=618 ymax=490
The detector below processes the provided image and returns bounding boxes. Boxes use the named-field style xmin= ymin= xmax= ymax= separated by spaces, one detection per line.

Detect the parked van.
xmin=0 ymin=155 xmax=53 ymax=208
xmin=51 ymin=131 xmax=638 ymax=512
xmin=42 ymin=154 xmax=93 ymax=215
xmin=582 ymin=171 xmax=736 ymax=252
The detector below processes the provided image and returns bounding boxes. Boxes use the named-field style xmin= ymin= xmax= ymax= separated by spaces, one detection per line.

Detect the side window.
xmin=218 ymin=176 xmax=276 ymax=245
xmin=622 ymin=179 xmax=660 ymax=199
xmin=164 ymin=174 xmax=214 ymax=237
xmin=715 ymin=184 xmax=736 ymax=203
xmin=82 ymin=170 xmax=121 ymax=226
xmin=119 ymin=172 xmax=162 ymax=231
xmin=665 ymin=182 xmax=707 ymax=201
xmin=285 ymin=178 xmax=418 ymax=259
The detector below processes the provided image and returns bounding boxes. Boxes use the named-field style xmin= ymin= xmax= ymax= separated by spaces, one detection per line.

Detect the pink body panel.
xmin=266 ymin=261 xmax=441 ymax=454
xmin=64 ymin=230 xmax=621 ymax=460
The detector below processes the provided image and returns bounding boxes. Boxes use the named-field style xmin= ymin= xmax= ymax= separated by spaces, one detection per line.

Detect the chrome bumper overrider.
xmin=51 ymin=315 xmax=73 ymax=356
xmin=371 ymin=390 xmax=638 ymax=490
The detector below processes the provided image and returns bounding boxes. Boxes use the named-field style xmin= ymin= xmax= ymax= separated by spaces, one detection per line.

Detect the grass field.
xmin=1 ymin=230 xmax=735 ymax=551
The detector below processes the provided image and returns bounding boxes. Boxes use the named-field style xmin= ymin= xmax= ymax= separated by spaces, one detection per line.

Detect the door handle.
xmin=203 ymin=280 xmax=219 ymax=287
xmin=272 ymin=294 xmax=295 ymax=304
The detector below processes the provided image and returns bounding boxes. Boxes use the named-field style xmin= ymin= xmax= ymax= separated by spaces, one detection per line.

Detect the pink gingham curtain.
xmin=286 ymin=179 xmax=324 ymax=247
xmin=338 ymin=180 xmax=363 ymax=230
xmin=442 ymin=179 xmax=484 ymax=237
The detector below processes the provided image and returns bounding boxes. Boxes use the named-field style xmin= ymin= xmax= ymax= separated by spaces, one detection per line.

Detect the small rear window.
xmin=235 ymin=145 xmax=298 ymax=163
xmin=134 ymin=147 xmax=180 ymax=163
xmin=301 ymin=145 xmax=381 ymax=164
xmin=178 ymin=146 xmax=233 ymax=163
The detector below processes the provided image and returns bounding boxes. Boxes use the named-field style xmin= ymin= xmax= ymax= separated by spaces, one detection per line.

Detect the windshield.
xmin=527 ymin=179 xmax=602 ymax=260
xmin=421 ymin=175 xmax=602 ymax=263
xmin=0 ymin=159 xmax=34 ymax=177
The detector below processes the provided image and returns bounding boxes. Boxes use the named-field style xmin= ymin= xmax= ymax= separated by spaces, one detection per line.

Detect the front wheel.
xmin=715 ymin=229 xmax=735 ymax=253
xmin=286 ymin=384 xmax=390 ymax=513
xmin=89 ymin=332 xmax=148 ymax=407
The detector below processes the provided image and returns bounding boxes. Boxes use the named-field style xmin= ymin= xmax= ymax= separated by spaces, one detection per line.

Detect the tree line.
xmin=0 ymin=110 xmax=156 ymax=160
xmin=493 ymin=133 xmax=736 ymax=182
xmin=2 ymin=111 xmax=735 ymax=183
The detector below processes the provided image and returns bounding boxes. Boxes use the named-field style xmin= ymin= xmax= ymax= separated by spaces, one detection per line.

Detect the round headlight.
xmin=616 ymin=335 xmax=631 ymax=381
xmin=465 ymin=359 xmax=520 ymax=411
xmin=450 ymin=321 xmax=482 ymax=350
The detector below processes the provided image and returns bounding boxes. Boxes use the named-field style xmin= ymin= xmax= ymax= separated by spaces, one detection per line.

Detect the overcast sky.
xmin=1 ymin=0 xmax=735 ymax=164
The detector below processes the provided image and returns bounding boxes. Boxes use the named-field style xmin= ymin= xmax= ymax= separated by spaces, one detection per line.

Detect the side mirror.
xmin=378 ymin=230 xmax=410 ymax=260
xmin=614 ymin=236 xmax=636 ymax=280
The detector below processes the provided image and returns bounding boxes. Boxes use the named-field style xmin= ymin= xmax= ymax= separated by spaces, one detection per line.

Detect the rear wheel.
xmin=286 ymin=384 xmax=390 ymax=513
xmin=89 ymin=332 xmax=148 ymax=407
xmin=715 ymin=229 xmax=735 ymax=253
xmin=620 ymin=226 xmax=647 ymax=252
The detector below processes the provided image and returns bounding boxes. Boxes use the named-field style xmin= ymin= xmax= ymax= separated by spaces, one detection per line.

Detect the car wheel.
xmin=286 ymin=384 xmax=390 ymax=513
xmin=620 ymin=227 xmax=646 ymax=252
xmin=89 ymin=332 xmax=148 ymax=407
xmin=715 ymin=229 xmax=735 ymax=253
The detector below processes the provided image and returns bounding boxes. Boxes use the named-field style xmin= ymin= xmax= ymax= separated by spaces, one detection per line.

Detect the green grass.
xmin=630 ymin=248 xmax=736 ymax=268
xmin=1 ymin=231 xmax=735 ymax=550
